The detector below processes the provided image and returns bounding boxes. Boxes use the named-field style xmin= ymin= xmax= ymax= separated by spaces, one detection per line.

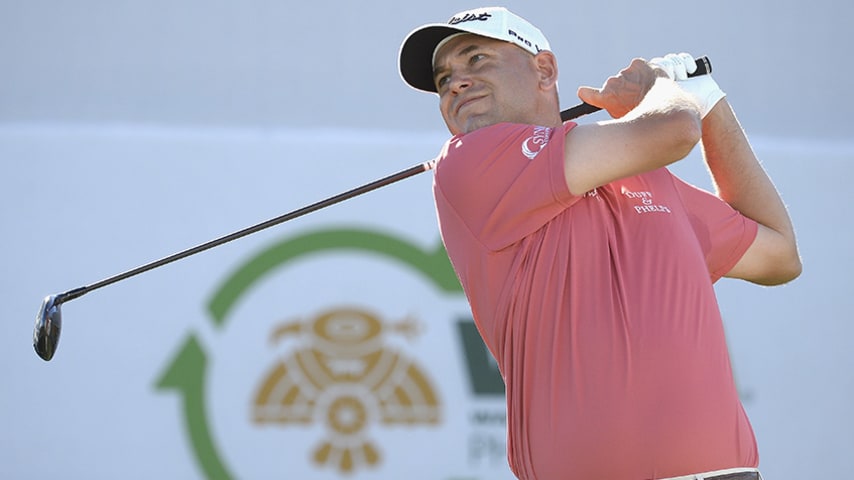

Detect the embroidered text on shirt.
xmin=622 ymin=188 xmax=672 ymax=214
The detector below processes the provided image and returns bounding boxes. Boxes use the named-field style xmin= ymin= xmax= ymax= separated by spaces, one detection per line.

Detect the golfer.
xmin=398 ymin=6 xmax=800 ymax=480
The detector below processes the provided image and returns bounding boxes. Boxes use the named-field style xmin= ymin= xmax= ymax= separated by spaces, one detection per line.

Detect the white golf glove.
xmin=651 ymin=52 xmax=726 ymax=117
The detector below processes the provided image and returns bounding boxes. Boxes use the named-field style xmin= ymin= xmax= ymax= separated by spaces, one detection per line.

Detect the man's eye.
xmin=470 ymin=53 xmax=485 ymax=64
xmin=436 ymin=75 xmax=450 ymax=88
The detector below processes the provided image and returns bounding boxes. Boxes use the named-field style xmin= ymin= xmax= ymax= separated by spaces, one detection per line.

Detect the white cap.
xmin=398 ymin=7 xmax=551 ymax=93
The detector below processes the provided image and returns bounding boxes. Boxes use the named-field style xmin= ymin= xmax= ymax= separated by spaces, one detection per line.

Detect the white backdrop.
xmin=1 ymin=1 xmax=852 ymax=479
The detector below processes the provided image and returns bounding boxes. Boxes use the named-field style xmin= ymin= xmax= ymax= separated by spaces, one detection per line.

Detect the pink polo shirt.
xmin=433 ymin=122 xmax=759 ymax=479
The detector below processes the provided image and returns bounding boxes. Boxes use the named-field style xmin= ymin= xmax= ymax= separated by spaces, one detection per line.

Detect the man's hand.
xmin=577 ymin=58 xmax=669 ymax=118
xmin=651 ymin=52 xmax=726 ymax=117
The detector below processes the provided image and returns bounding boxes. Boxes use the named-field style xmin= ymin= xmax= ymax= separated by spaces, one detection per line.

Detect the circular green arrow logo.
xmin=155 ymin=227 xmax=461 ymax=479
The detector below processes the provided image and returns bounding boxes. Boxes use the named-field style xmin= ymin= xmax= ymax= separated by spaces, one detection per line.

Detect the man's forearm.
xmin=701 ymin=100 xmax=793 ymax=236
xmin=701 ymin=99 xmax=801 ymax=282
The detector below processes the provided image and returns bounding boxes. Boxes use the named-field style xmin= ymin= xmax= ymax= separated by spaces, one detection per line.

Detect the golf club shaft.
xmin=52 ymin=55 xmax=712 ymax=303
xmin=60 ymin=160 xmax=436 ymax=302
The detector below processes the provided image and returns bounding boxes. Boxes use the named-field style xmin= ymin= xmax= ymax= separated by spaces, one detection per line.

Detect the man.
xmin=399 ymin=6 xmax=800 ymax=480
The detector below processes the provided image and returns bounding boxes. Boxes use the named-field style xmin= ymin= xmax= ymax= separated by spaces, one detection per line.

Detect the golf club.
xmin=33 ymin=56 xmax=711 ymax=361
xmin=32 ymin=160 xmax=435 ymax=361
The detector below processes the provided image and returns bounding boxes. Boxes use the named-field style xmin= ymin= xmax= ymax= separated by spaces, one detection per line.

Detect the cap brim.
xmin=399 ymin=24 xmax=465 ymax=94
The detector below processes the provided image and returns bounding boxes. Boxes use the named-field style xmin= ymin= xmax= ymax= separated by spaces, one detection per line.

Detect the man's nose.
xmin=449 ymin=74 xmax=472 ymax=94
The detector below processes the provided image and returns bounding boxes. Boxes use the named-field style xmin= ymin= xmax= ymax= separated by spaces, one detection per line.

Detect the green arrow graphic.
xmin=155 ymin=227 xmax=465 ymax=479
xmin=156 ymin=335 xmax=234 ymax=480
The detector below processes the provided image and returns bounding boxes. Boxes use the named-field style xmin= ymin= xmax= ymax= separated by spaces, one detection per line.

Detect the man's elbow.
xmin=729 ymin=231 xmax=803 ymax=286
xmin=773 ymin=251 xmax=803 ymax=285
xmin=754 ymin=249 xmax=803 ymax=286
xmin=769 ymin=231 xmax=803 ymax=285
xmin=668 ymin=109 xmax=703 ymax=161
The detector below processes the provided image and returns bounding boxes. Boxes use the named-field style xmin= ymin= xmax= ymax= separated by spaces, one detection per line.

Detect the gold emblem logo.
xmin=252 ymin=307 xmax=441 ymax=474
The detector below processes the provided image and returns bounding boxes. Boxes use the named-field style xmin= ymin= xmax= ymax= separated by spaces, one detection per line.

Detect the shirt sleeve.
xmin=670 ymin=174 xmax=759 ymax=281
xmin=433 ymin=122 xmax=579 ymax=251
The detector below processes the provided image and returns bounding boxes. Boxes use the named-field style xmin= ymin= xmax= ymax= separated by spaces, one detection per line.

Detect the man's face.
xmin=432 ymin=34 xmax=542 ymax=135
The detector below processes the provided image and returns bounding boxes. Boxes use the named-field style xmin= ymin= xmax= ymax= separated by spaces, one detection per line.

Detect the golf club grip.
xmin=560 ymin=55 xmax=712 ymax=122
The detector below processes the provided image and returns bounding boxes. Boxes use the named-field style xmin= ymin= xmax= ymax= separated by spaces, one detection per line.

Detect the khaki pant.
xmin=660 ymin=467 xmax=762 ymax=480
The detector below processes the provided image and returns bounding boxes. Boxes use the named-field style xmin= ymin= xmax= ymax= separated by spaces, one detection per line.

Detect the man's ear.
xmin=534 ymin=51 xmax=559 ymax=90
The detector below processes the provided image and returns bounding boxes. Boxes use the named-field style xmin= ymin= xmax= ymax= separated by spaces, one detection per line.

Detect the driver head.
xmin=33 ymin=294 xmax=62 ymax=361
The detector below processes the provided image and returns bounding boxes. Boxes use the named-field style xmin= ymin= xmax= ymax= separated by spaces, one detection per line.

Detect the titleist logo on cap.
xmin=398 ymin=7 xmax=551 ymax=92
xmin=448 ymin=12 xmax=492 ymax=25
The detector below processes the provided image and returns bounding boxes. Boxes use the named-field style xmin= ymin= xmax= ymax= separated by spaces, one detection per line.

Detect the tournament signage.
xmin=155 ymin=227 xmax=512 ymax=479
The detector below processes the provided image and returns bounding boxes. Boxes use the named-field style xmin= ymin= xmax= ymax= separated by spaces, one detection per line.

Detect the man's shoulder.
xmin=444 ymin=122 xmax=570 ymax=159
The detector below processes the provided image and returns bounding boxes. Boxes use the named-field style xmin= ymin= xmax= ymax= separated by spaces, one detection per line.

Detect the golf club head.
xmin=33 ymin=294 xmax=62 ymax=361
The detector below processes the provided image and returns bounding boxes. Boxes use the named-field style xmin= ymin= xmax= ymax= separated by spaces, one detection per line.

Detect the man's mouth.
xmin=456 ymin=95 xmax=485 ymax=114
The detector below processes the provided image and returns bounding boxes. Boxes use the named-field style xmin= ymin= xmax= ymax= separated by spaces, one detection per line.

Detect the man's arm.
xmin=564 ymin=58 xmax=703 ymax=196
xmin=702 ymin=100 xmax=802 ymax=285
